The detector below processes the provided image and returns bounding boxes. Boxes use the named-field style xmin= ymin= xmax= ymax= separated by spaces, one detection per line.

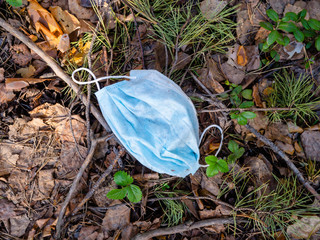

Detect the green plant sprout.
xmin=226 ymin=83 xmax=256 ymax=125
xmin=259 ymin=9 xmax=320 ymax=62
xmin=107 ymin=171 xmax=142 ymax=203
xmin=5 ymin=0 xmax=22 ymax=7
xmin=205 ymin=140 xmax=244 ymax=177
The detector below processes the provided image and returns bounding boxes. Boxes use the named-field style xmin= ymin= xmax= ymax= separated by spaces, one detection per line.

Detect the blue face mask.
xmin=72 ymin=68 xmax=223 ymax=177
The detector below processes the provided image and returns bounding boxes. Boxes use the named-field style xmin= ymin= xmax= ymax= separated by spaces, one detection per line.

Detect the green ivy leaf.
xmin=301 ymin=19 xmax=310 ymax=30
xmin=278 ymin=22 xmax=298 ymax=32
xmin=293 ymin=29 xmax=304 ymax=42
xmin=107 ymin=188 xmax=127 ymax=200
xmin=237 ymin=115 xmax=248 ymax=125
xmin=240 ymin=111 xmax=257 ymax=119
xmin=234 ymin=147 xmax=245 ymax=159
xmin=298 ymin=9 xmax=307 ymax=20
xmin=308 ymin=19 xmax=320 ymax=31
xmin=241 ymin=89 xmax=253 ymax=100
xmin=267 ymin=30 xmax=280 ymax=45
xmin=228 ymin=140 xmax=239 ymax=153
xmin=239 ymin=101 xmax=254 ymax=108
xmin=315 ymin=36 xmax=320 ymax=51
xmin=259 ymin=22 xmax=273 ymax=31
xmin=266 ymin=9 xmax=279 ymax=22
xmin=114 ymin=171 xmax=133 ymax=186
xmin=125 ymin=184 xmax=142 ymax=203
xmin=5 ymin=0 xmax=22 ymax=7
xmin=283 ymin=12 xmax=298 ymax=22
xmin=205 ymin=155 xmax=218 ymax=165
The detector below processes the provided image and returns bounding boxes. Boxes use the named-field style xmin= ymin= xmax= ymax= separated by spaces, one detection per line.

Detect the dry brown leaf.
xmin=301 ymin=131 xmax=320 ymax=162
xmin=0 ymin=199 xmax=17 ymax=220
xmin=0 ymin=84 xmax=15 ymax=104
xmin=237 ymin=46 xmax=248 ymax=66
xmin=175 ymin=52 xmax=191 ymax=71
xmin=37 ymin=170 xmax=55 ymax=199
xmin=68 ymin=0 xmax=95 ymax=20
xmin=33 ymin=60 xmax=47 ymax=75
xmin=275 ymin=141 xmax=295 ymax=155
xmin=11 ymin=44 xmax=32 ymax=67
xmin=17 ymin=65 xmax=36 ymax=78
xmin=255 ymin=27 xmax=271 ymax=44
xmin=49 ymin=6 xmax=80 ymax=34
xmin=79 ymin=226 xmax=100 ymax=240
xmin=5 ymin=78 xmax=50 ymax=90
xmin=102 ymin=200 xmax=130 ymax=232
xmin=252 ymin=84 xmax=263 ymax=107
xmin=201 ymin=173 xmax=221 ymax=196
xmin=0 ymin=68 xmax=4 ymax=82
xmin=28 ymin=0 xmax=63 ymax=48
xmin=287 ymin=122 xmax=303 ymax=133
xmin=287 ymin=216 xmax=320 ymax=239
xmin=265 ymin=122 xmax=292 ymax=144
xmin=221 ymin=62 xmax=245 ymax=85
xmin=10 ymin=214 xmax=30 ymax=237
xmin=54 ymin=115 xmax=86 ymax=143
xmin=0 ymin=145 xmax=19 ymax=176
xmin=200 ymin=0 xmax=227 ymax=20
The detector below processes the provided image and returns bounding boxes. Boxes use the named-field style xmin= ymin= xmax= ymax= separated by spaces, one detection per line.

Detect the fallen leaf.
xmin=0 ymin=68 xmax=4 ymax=82
xmin=175 ymin=52 xmax=191 ymax=71
xmin=28 ymin=0 xmax=63 ymax=48
xmin=57 ymin=34 xmax=70 ymax=53
xmin=0 ymin=145 xmax=19 ymax=176
xmin=287 ymin=216 xmax=320 ymax=239
xmin=49 ymin=6 xmax=80 ymax=34
xmin=237 ymin=46 xmax=248 ymax=66
xmin=287 ymin=122 xmax=303 ymax=133
xmin=17 ymin=65 xmax=36 ymax=78
xmin=245 ymin=45 xmax=260 ymax=71
xmin=294 ymin=142 xmax=303 ymax=153
xmin=68 ymin=0 xmax=95 ymax=20
xmin=307 ymin=0 xmax=320 ymax=20
xmin=264 ymin=122 xmax=292 ymax=144
xmin=33 ymin=60 xmax=47 ymax=75
xmin=79 ymin=226 xmax=100 ymax=240
xmin=8 ymin=118 xmax=47 ymax=141
xmin=255 ymin=27 xmax=271 ymax=44
xmin=0 ymin=199 xmax=17 ymax=220
xmin=102 ymin=200 xmax=130 ymax=232
xmin=275 ymin=141 xmax=295 ymax=155
xmin=200 ymin=0 xmax=227 ymax=20
xmin=36 ymin=170 xmax=55 ymax=200
xmin=253 ymin=84 xmax=263 ymax=107
xmin=301 ymin=131 xmax=320 ymax=161
xmin=54 ymin=115 xmax=86 ymax=143
xmin=201 ymin=172 xmax=221 ymax=196
xmin=11 ymin=44 xmax=32 ymax=66
xmin=221 ymin=62 xmax=245 ymax=85
xmin=0 ymin=84 xmax=15 ymax=104
xmin=10 ymin=214 xmax=30 ymax=237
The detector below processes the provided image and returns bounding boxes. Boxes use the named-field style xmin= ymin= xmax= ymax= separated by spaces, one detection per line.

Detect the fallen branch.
xmin=55 ymin=134 xmax=111 ymax=239
xmin=245 ymin=124 xmax=320 ymax=201
xmin=199 ymin=107 xmax=294 ymax=113
xmin=0 ymin=18 xmax=110 ymax=132
xmin=132 ymin=217 xmax=239 ymax=240
xmin=71 ymin=148 xmax=125 ymax=215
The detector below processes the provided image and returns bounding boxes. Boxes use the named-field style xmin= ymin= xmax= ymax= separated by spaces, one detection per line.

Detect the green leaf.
xmin=114 ymin=171 xmax=133 ymax=186
xmin=267 ymin=30 xmax=280 ymax=45
xmin=232 ymin=86 xmax=242 ymax=95
xmin=275 ymin=34 xmax=285 ymax=45
xmin=230 ymin=112 xmax=238 ymax=119
xmin=227 ymin=154 xmax=237 ymax=163
xmin=241 ymin=89 xmax=253 ymax=100
xmin=270 ymin=50 xmax=280 ymax=61
xmin=5 ymin=0 xmax=22 ymax=7
xmin=266 ymin=9 xmax=279 ymax=22
xmin=107 ymin=188 xmax=127 ymax=200
xmin=283 ymin=36 xmax=290 ymax=46
xmin=308 ymin=19 xmax=320 ymax=31
xmin=228 ymin=140 xmax=239 ymax=153
xmin=315 ymin=36 xmax=320 ymax=51
xmin=306 ymin=42 xmax=312 ymax=49
xmin=205 ymin=155 xmax=218 ymax=165
xmin=262 ymin=41 xmax=270 ymax=52
xmin=239 ymin=101 xmax=254 ymax=108
xmin=301 ymin=19 xmax=310 ymax=30
xmin=206 ymin=165 xmax=219 ymax=177
xmin=303 ymin=30 xmax=316 ymax=38
xmin=234 ymin=147 xmax=245 ymax=159
xmin=278 ymin=22 xmax=298 ymax=32
xmin=237 ymin=115 xmax=247 ymax=125
xmin=283 ymin=12 xmax=298 ymax=22
xmin=293 ymin=29 xmax=304 ymax=42
xmin=217 ymin=159 xmax=229 ymax=173
xmin=259 ymin=22 xmax=273 ymax=31
xmin=125 ymin=184 xmax=142 ymax=203
xmin=298 ymin=9 xmax=307 ymax=20
xmin=240 ymin=111 xmax=257 ymax=119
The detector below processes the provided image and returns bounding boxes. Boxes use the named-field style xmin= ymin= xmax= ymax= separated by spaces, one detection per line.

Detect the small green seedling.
xmin=259 ymin=9 xmax=320 ymax=63
xmin=107 ymin=171 xmax=142 ymax=203
xmin=228 ymin=84 xmax=256 ymax=125
xmin=205 ymin=155 xmax=229 ymax=177
xmin=227 ymin=140 xmax=245 ymax=163
xmin=5 ymin=0 xmax=22 ymax=7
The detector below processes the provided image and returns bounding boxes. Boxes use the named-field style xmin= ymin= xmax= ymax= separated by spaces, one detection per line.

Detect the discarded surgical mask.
xmin=72 ymin=68 xmax=223 ymax=177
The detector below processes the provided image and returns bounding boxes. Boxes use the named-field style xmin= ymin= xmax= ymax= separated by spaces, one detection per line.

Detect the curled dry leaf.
xmin=49 ymin=6 xmax=80 ymax=34
xmin=17 ymin=65 xmax=36 ymax=78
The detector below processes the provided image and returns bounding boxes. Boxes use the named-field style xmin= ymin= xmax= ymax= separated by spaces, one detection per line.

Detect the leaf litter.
xmin=1 ymin=0 xmax=320 ymax=239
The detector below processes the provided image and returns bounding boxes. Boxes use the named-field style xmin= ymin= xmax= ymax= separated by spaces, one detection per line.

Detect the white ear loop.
xmin=71 ymin=67 xmax=136 ymax=91
xmin=199 ymin=124 xmax=224 ymax=168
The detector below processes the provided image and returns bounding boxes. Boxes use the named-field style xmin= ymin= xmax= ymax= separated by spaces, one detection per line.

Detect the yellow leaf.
xmin=17 ymin=65 xmax=36 ymax=78
xmin=49 ymin=6 xmax=80 ymax=34
xmin=237 ymin=45 xmax=248 ymax=67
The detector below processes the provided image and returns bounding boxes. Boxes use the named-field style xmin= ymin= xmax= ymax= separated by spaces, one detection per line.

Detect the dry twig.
xmin=245 ymin=124 xmax=320 ymax=201
xmin=199 ymin=107 xmax=294 ymax=113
